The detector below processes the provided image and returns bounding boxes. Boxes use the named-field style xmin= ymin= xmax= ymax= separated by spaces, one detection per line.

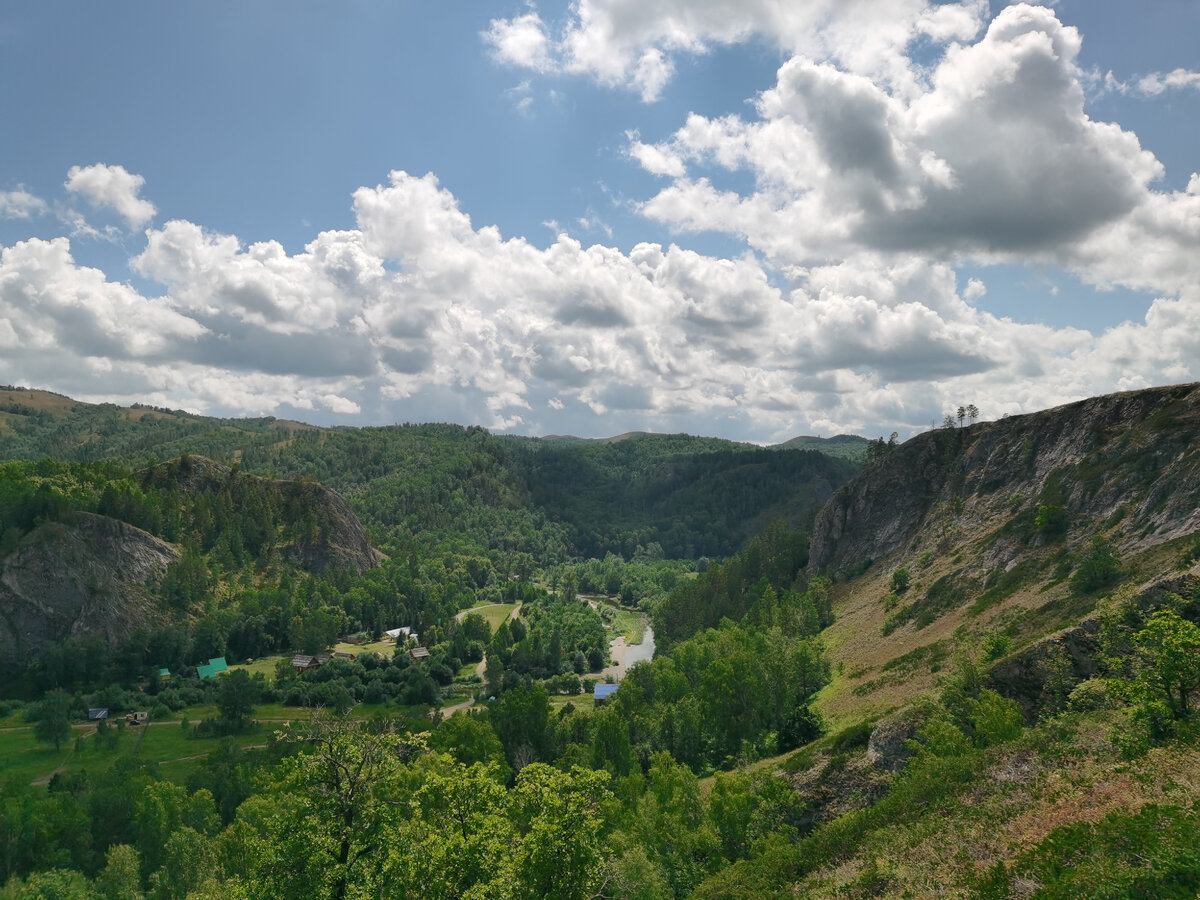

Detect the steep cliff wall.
xmin=0 ymin=513 xmax=177 ymax=656
xmin=809 ymin=382 xmax=1200 ymax=576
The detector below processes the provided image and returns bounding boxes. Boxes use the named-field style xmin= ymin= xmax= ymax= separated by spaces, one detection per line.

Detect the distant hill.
xmin=0 ymin=388 xmax=860 ymax=562
xmin=0 ymin=454 xmax=379 ymax=658
xmin=773 ymin=433 xmax=869 ymax=462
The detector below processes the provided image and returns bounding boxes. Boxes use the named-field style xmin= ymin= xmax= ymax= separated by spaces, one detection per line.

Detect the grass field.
xmin=0 ymin=719 xmax=266 ymax=786
xmin=607 ymin=606 xmax=648 ymax=644
xmin=587 ymin=597 xmax=649 ymax=644
xmin=332 ymin=639 xmax=396 ymax=656
xmin=0 ymin=700 xmax=432 ymax=787
xmin=223 ymin=641 xmax=399 ymax=684
xmin=457 ymin=603 xmax=518 ymax=634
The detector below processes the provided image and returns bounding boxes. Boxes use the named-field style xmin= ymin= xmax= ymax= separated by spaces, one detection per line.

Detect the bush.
xmin=981 ymin=632 xmax=1011 ymax=661
xmin=1066 ymin=678 xmax=1118 ymax=713
xmin=1072 ymin=535 xmax=1122 ymax=593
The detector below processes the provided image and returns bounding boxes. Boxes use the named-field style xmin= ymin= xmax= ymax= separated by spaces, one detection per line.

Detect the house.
xmin=385 ymin=626 xmax=417 ymax=642
xmin=292 ymin=654 xmax=322 ymax=673
xmin=196 ymin=657 xmax=229 ymax=679
xmin=157 ymin=668 xmax=171 ymax=680
xmin=593 ymin=683 xmax=619 ymax=706
xmin=126 ymin=711 xmax=149 ymax=726
xmin=409 ymin=646 xmax=431 ymax=661
xmin=88 ymin=708 xmax=109 ymax=720
xmin=333 ymin=650 xmax=356 ymax=660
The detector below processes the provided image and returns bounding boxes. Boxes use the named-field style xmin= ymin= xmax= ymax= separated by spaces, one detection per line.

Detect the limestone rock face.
xmin=277 ymin=480 xmax=382 ymax=576
xmin=809 ymin=383 xmax=1200 ymax=576
xmin=0 ymin=513 xmax=178 ymax=656
xmin=142 ymin=456 xmax=382 ymax=576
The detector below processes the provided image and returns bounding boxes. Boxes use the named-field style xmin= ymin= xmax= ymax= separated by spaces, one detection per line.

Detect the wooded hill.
xmin=0 ymin=386 xmax=856 ymax=562
xmin=2 ymin=383 xmax=1200 ymax=899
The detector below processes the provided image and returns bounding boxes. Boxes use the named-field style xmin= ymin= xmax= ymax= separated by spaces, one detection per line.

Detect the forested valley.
xmin=2 ymin=384 xmax=1200 ymax=898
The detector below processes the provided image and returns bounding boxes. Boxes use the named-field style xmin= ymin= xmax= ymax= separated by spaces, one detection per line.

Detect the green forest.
xmin=1 ymin=387 xmax=1199 ymax=898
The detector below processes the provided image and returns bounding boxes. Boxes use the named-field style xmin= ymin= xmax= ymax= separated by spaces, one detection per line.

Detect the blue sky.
xmin=1 ymin=1 xmax=1198 ymax=441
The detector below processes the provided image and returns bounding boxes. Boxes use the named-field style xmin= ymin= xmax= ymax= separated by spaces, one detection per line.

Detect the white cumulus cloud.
xmin=65 ymin=163 xmax=157 ymax=229
xmin=0 ymin=189 xmax=47 ymax=220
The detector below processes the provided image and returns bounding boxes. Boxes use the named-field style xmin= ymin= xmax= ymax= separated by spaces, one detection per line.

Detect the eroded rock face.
xmin=866 ymin=707 xmax=929 ymax=772
xmin=277 ymin=480 xmax=382 ymax=576
xmin=988 ymin=573 xmax=1200 ymax=719
xmin=988 ymin=619 xmax=1102 ymax=721
xmin=142 ymin=456 xmax=382 ymax=576
xmin=789 ymin=751 xmax=893 ymax=830
xmin=0 ymin=513 xmax=177 ymax=656
xmin=809 ymin=383 xmax=1200 ymax=576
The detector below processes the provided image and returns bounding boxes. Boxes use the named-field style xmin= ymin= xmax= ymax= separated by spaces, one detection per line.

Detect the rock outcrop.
xmin=809 ymin=383 xmax=1200 ymax=576
xmin=142 ymin=455 xmax=381 ymax=575
xmin=277 ymin=480 xmax=382 ymax=576
xmin=0 ymin=513 xmax=177 ymax=656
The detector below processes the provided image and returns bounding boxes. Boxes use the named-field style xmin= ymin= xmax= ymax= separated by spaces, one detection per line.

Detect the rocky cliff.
xmin=0 ymin=513 xmax=177 ymax=656
xmin=809 ymin=382 xmax=1200 ymax=576
xmin=141 ymin=455 xmax=382 ymax=575
xmin=277 ymin=479 xmax=383 ymax=576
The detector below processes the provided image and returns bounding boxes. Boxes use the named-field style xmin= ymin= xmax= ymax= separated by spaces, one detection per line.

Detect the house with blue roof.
xmin=593 ymin=682 xmax=619 ymax=706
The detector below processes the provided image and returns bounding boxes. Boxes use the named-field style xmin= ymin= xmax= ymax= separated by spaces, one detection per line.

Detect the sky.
xmin=1 ymin=1 xmax=1198 ymax=443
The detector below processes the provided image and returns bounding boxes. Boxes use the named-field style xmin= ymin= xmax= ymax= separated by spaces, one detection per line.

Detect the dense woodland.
xmin=1 ymin=388 xmax=1199 ymax=898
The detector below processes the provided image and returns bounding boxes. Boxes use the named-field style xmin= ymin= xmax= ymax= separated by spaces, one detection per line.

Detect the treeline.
xmin=611 ymin=622 xmax=829 ymax=770
xmin=2 ymin=398 xmax=858 ymax=566
xmin=0 ymin=715 xmax=805 ymax=900
xmin=653 ymin=522 xmax=830 ymax=650
xmin=486 ymin=593 xmax=609 ymax=694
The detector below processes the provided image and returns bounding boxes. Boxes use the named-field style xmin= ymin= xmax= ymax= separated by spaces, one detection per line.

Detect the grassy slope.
xmin=814 ymin=515 xmax=1197 ymax=732
xmin=786 ymin=713 xmax=1200 ymax=898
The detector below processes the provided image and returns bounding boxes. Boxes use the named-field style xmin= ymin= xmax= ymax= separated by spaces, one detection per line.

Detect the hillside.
xmin=0 ymin=387 xmax=859 ymax=562
xmin=806 ymin=382 xmax=1200 ymax=727
xmin=0 ymin=455 xmax=381 ymax=660
xmin=676 ymin=382 xmax=1200 ymax=897
xmin=774 ymin=433 xmax=870 ymax=463
xmin=2 ymin=383 xmax=1198 ymax=899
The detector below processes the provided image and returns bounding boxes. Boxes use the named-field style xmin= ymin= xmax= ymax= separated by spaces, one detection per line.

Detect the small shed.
xmin=157 ymin=668 xmax=171 ymax=680
xmin=386 ymin=627 xmax=417 ymax=642
xmin=409 ymin=646 xmax=431 ymax=661
xmin=593 ymin=683 xmax=619 ymax=706
xmin=333 ymin=651 xmax=356 ymax=660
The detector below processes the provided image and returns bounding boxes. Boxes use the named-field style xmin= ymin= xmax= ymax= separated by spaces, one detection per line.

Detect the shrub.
xmin=1066 ymin=678 xmax=1118 ymax=713
xmin=1071 ymin=535 xmax=1121 ymax=594
xmin=981 ymin=632 xmax=1011 ymax=661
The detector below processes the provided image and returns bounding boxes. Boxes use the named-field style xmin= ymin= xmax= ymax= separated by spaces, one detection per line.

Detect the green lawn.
xmin=458 ymin=603 xmax=518 ymax=634
xmin=0 ymin=700 xmax=433 ymax=786
xmin=226 ymin=654 xmax=287 ymax=680
xmin=332 ymin=639 xmax=396 ymax=657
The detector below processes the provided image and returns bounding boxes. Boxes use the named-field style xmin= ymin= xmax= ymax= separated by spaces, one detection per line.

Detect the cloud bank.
xmin=1 ymin=4 xmax=1198 ymax=441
